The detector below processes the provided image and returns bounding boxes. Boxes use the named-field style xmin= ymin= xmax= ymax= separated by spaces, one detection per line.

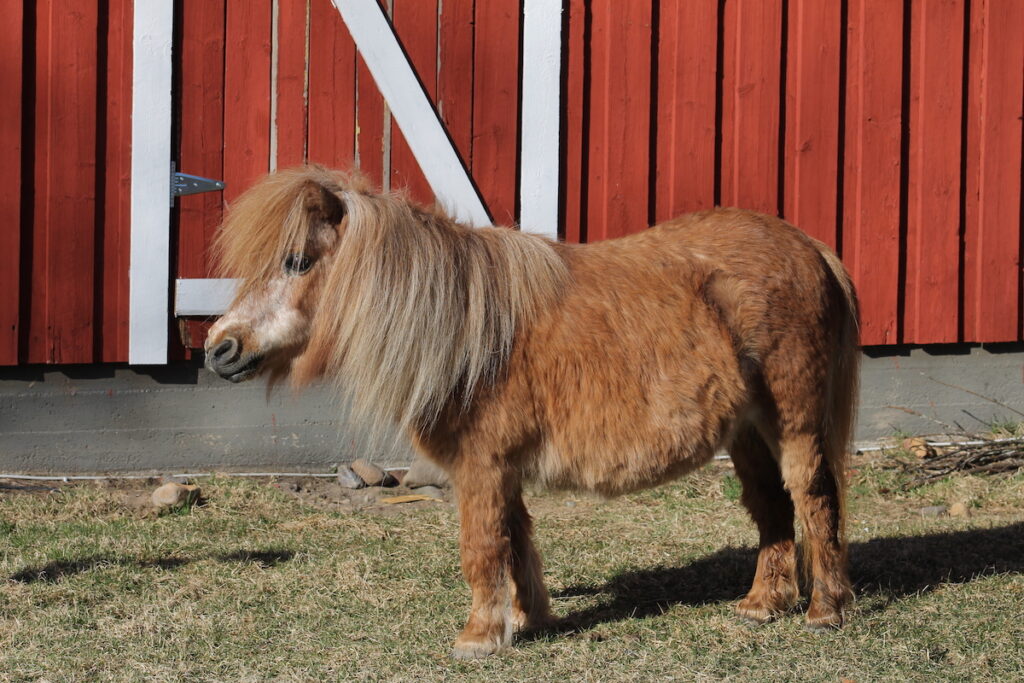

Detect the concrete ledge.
xmin=1 ymin=345 xmax=1023 ymax=474
xmin=859 ymin=344 xmax=1024 ymax=439
xmin=0 ymin=361 xmax=412 ymax=474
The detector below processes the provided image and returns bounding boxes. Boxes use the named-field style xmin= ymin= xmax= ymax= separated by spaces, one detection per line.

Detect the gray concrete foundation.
xmin=1 ymin=344 xmax=1023 ymax=474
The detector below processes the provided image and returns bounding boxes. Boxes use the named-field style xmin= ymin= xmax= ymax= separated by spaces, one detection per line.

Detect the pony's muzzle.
xmin=205 ymin=337 xmax=262 ymax=383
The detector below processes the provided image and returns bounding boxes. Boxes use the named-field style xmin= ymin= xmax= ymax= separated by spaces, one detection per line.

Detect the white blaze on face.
xmin=208 ymin=274 xmax=310 ymax=358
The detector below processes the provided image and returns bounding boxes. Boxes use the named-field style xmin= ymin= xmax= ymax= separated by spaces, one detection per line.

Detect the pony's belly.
xmin=532 ymin=441 xmax=717 ymax=497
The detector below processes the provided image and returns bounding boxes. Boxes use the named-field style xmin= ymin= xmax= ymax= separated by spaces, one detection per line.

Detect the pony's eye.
xmin=283 ymin=254 xmax=314 ymax=275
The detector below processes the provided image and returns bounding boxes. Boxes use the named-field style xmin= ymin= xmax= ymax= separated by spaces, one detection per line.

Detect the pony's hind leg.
xmin=729 ymin=426 xmax=799 ymax=623
xmin=451 ymin=467 xmax=517 ymax=659
xmin=507 ymin=493 xmax=552 ymax=631
xmin=778 ymin=432 xmax=851 ymax=630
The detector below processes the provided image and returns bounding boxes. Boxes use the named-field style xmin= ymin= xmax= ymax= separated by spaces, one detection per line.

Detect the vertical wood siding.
xmin=4 ymin=0 xmax=1024 ymax=365
xmin=841 ymin=0 xmax=904 ymax=346
xmin=0 ymin=0 xmax=24 ymax=365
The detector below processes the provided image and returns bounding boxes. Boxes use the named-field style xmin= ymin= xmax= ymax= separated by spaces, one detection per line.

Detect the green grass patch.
xmin=1 ymin=463 xmax=1023 ymax=681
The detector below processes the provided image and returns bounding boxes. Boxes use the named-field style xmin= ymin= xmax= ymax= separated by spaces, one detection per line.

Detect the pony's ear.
xmin=301 ymin=181 xmax=346 ymax=228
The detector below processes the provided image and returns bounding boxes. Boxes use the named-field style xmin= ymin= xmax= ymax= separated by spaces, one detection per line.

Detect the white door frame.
xmin=129 ymin=0 xmax=173 ymax=364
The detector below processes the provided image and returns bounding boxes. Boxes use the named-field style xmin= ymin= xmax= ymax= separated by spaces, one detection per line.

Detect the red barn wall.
xmin=2 ymin=0 xmax=1023 ymax=366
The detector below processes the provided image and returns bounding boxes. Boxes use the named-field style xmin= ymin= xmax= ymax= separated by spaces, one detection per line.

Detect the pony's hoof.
xmin=804 ymin=612 xmax=843 ymax=632
xmin=735 ymin=593 xmax=793 ymax=625
xmin=450 ymin=639 xmax=501 ymax=660
xmin=511 ymin=609 xmax=555 ymax=633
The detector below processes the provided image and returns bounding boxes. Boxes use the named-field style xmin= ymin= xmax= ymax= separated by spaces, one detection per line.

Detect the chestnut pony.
xmin=206 ymin=165 xmax=859 ymax=658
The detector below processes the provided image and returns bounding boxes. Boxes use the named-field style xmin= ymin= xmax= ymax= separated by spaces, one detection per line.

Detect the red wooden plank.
xmin=390 ymin=0 xmax=438 ymax=205
xmin=903 ymin=0 xmax=964 ymax=344
xmin=841 ymin=0 xmax=904 ymax=346
xmin=0 ymin=0 xmax=23 ymax=364
xmin=178 ymin=2 xmax=225 ymax=277
xmin=654 ymin=0 xmax=717 ymax=222
xmin=177 ymin=0 xmax=226 ymax=352
xmin=29 ymin=0 xmax=99 ymax=363
xmin=963 ymin=0 xmax=1024 ymax=342
xmin=437 ymin=0 xmax=475 ymax=182
xmin=224 ymin=0 xmax=273 ymax=203
xmin=562 ymin=0 xmax=586 ymax=243
xmin=720 ymin=0 xmax=783 ymax=214
xmin=307 ymin=0 xmax=355 ymax=170
xmin=585 ymin=0 xmax=652 ymax=240
xmin=472 ymin=0 xmax=520 ymax=226
xmin=99 ymin=0 xmax=133 ymax=362
xmin=276 ymin=0 xmax=309 ymax=168
xmin=355 ymin=57 xmax=386 ymax=189
xmin=783 ymin=0 xmax=841 ymax=248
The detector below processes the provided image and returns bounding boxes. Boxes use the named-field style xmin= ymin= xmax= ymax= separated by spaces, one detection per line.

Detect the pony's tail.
xmin=817 ymin=245 xmax=860 ymax=562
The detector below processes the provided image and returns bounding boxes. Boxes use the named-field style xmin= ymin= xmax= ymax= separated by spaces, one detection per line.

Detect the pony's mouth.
xmin=215 ymin=354 xmax=264 ymax=383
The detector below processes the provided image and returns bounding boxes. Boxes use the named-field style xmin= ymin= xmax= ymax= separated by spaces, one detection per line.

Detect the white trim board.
xmin=175 ymin=279 xmax=239 ymax=317
xmin=519 ymin=0 xmax=562 ymax=239
xmin=129 ymin=0 xmax=174 ymax=364
xmin=330 ymin=0 xmax=491 ymax=227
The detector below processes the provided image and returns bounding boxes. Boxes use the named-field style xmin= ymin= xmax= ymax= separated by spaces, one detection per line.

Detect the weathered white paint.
xmin=129 ymin=0 xmax=174 ymax=364
xmin=329 ymin=0 xmax=491 ymax=227
xmin=175 ymin=279 xmax=239 ymax=317
xmin=519 ymin=0 xmax=563 ymax=239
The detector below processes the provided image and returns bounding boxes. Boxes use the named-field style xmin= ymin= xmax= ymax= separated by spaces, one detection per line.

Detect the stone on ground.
xmin=949 ymin=501 xmax=971 ymax=518
xmin=403 ymin=456 xmax=450 ymax=489
xmin=336 ymin=465 xmax=365 ymax=489
xmin=902 ymin=437 xmax=936 ymax=459
xmin=350 ymin=459 xmax=397 ymax=487
xmin=413 ymin=485 xmax=445 ymax=500
xmin=151 ymin=482 xmax=201 ymax=510
xmin=918 ymin=504 xmax=948 ymax=517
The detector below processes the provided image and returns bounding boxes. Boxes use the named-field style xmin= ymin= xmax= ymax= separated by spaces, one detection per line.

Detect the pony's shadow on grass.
xmin=10 ymin=556 xmax=191 ymax=583
xmin=11 ymin=548 xmax=295 ymax=583
xmin=216 ymin=549 xmax=295 ymax=567
xmin=537 ymin=522 xmax=1024 ymax=637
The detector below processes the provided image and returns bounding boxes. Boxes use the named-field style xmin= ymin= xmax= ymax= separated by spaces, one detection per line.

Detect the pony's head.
xmin=205 ymin=166 xmax=349 ymax=384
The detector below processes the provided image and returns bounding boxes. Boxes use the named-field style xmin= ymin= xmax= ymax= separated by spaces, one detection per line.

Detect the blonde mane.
xmin=216 ymin=166 xmax=570 ymax=435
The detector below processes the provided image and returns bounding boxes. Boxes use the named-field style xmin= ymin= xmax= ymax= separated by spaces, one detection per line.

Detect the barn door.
xmin=172 ymin=0 xmax=562 ymax=358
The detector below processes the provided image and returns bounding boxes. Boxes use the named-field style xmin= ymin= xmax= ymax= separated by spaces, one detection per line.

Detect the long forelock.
xmin=213 ymin=166 xmax=366 ymax=301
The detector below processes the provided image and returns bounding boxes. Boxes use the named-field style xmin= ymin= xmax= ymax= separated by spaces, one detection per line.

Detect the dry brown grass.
xmin=1 ymin=457 xmax=1022 ymax=681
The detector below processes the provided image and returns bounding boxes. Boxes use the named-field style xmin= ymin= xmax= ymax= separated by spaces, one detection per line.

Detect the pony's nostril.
xmin=212 ymin=337 xmax=240 ymax=364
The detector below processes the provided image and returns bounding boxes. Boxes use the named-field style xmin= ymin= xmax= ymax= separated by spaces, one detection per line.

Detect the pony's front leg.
xmin=451 ymin=471 xmax=515 ymax=659
xmin=507 ymin=492 xmax=552 ymax=631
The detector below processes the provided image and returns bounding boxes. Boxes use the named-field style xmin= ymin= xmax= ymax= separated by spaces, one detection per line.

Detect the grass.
xmin=1 ymin=457 xmax=1023 ymax=682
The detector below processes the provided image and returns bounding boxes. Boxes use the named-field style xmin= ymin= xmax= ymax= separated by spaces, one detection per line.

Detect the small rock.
xmin=403 ymin=456 xmax=450 ymax=489
xmin=336 ymin=466 xmax=365 ymax=489
xmin=565 ymin=500 xmax=577 ymax=508
xmin=918 ymin=505 xmax=948 ymax=517
xmin=151 ymin=482 xmax=201 ymax=510
xmin=949 ymin=501 xmax=971 ymax=518
xmin=350 ymin=459 xmax=389 ymax=486
xmin=414 ymin=485 xmax=445 ymax=500
xmin=902 ymin=437 xmax=936 ymax=459
xmin=356 ymin=488 xmax=382 ymax=505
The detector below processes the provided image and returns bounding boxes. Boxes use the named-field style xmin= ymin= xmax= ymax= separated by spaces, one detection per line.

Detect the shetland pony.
xmin=205 ymin=165 xmax=860 ymax=659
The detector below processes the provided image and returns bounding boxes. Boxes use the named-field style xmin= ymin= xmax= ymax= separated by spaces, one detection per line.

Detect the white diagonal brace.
xmin=330 ymin=0 xmax=492 ymax=227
